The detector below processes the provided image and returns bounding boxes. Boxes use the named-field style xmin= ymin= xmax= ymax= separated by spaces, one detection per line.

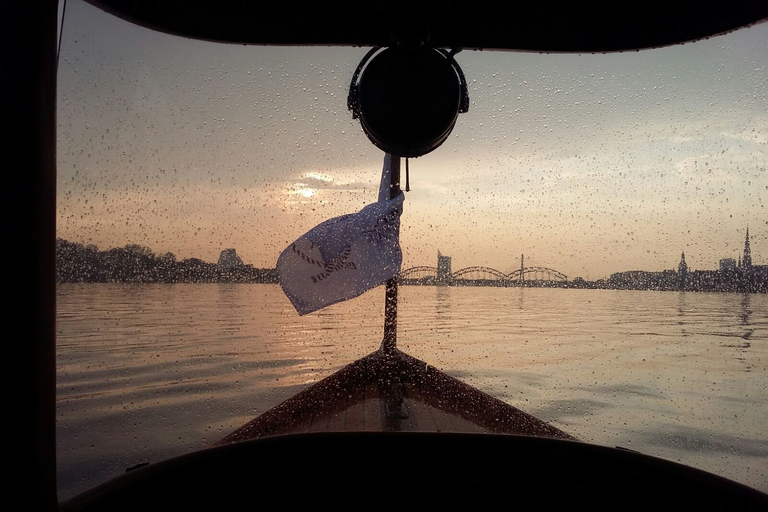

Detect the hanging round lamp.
xmin=348 ymin=47 xmax=469 ymax=157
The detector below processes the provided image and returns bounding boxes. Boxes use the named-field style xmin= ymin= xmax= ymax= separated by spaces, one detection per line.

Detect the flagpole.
xmin=381 ymin=155 xmax=401 ymax=352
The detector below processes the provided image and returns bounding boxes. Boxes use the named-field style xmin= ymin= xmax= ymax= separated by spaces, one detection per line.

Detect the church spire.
xmin=743 ymin=226 xmax=752 ymax=270
xmin=678 ymin=251 xmax=688 ymax=290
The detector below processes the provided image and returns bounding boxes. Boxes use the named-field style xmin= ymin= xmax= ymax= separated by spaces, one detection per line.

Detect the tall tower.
xmin=436 ymin=251 xmax=452 ymax=285
xmin=678 ymin=251 xmax=688 ymax=290
xmin=742 ymin=227 xmax=752 ymax=270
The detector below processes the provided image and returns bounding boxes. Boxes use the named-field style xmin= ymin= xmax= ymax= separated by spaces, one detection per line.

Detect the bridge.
xmin=398 ymin=254 xmax=568 ymax=287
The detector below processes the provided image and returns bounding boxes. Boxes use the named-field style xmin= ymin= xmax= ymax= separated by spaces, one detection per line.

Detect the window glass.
xmin=57 ymin=0 xmax=767 ymax=499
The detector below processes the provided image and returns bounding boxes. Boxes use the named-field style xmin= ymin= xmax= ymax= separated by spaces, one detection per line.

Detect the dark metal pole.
xmin=381 ymin=156 xmax=401 ymax=352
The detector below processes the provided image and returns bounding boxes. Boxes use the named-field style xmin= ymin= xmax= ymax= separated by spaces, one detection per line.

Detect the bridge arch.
xmin=399 ymin=266 xmax=438 ymax=279
xmin=507 ymin=266 xmax=567 ymax=282
xmin=399 ymin=264 xmax=567 ymax=284
xmin=452 ymin=266 xmax=508 ymax=281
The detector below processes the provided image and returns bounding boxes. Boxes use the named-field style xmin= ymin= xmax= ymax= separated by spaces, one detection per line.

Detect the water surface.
xmin=57 ymin=284 xmax=768 ymax=498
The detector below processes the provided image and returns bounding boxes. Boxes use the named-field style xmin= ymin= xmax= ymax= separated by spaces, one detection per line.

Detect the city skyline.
xmin=55 ymin=230 xmax=767 ymax=293
xmin=56 ymin=224 xmax=764 ymax=282
xmin=403 ymin=225 xmax=765 ymax=280
xmin=56 ymin=0 xmax=767 ymax=279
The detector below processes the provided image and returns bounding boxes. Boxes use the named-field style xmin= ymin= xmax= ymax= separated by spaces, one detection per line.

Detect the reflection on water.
xmin=57 ymin=284 xmax=768 ymax=498
xmin=741 ymin=293 xmax=752 ymax=327
xmin=434 ymin=286 xmax=451 ymax=336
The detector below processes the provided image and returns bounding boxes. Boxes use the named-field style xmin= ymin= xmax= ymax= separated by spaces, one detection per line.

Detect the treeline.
xmin=606 ymin=269 xmax=767 ymax=293
xmin=56 ymin=239 xmax=277 ymax=284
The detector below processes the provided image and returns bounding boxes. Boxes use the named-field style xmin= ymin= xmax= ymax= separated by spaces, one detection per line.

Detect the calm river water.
xmin=56 ymin=284 xmax=768 ymax=499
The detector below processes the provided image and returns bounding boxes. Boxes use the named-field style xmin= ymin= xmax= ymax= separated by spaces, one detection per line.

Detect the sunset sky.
xmin=57 ymin=1 xmax=766 ymax=279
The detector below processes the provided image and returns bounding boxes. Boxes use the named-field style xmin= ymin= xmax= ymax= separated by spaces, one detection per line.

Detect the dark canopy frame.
xmin=85 ymin=1 xmax=767 ymax=52
xmin=5 ymin=2 xmax=768 ymax=511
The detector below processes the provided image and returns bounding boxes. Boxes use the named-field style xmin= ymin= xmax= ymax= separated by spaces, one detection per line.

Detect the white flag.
xmin=277 ymin=155 xmax=404 ymax=315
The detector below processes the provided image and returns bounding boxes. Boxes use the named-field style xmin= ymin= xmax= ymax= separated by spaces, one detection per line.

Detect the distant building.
xmin=742 ymin=227 xmax=768 ymax=288
xmin=678 ymin=251 xmax=688 ymax=290
xmin=741 ymin=227 xmax=752 ymax=270
xmin=218 ymin=248 xmax=244 ymax=268
xmin=719 ymin=258 xmax=736 ymax=272
xmin=437 ymin=251 xmax=452 ymax=284
xmin=608 ymin=270 xmax=678 ymax=290
xmin=701 ymin=227 xmax=767 ymax=292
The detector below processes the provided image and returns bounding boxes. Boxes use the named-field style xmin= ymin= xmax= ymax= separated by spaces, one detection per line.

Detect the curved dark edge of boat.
xmin=62 ymin=432 xmax=768 ymax=511
xmin=219 ymin=347 xmax=573 ymax=443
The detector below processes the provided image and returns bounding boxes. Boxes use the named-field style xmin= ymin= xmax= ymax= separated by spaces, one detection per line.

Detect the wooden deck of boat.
xmin=220 ymin=347 xmax=572 ymax=444
xmin=279 ymin=381 xmax=491 ymax=435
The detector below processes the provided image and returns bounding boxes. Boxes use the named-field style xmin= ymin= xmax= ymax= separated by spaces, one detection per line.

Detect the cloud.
xmin=301 ymin=172 xmax=334 ymax=183
xmin=281 ymin=166 xmax=384 ymax=206
xmin=675 ymin=149 xmax=765 ymax=183
xmin=675 ymin=154 xmax=732 ymax=181
xmin=722 ymin=129 xmax=768 ymax=145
